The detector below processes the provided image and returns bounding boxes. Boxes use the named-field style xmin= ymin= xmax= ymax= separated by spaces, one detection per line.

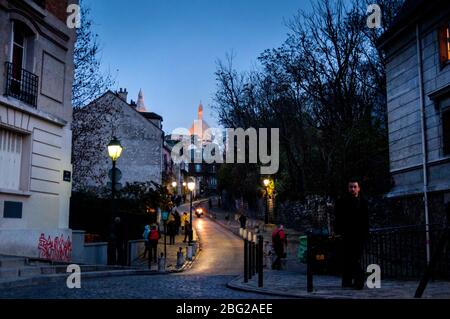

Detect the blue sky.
xmin=84 ymin=0 xmax=311 ymax=133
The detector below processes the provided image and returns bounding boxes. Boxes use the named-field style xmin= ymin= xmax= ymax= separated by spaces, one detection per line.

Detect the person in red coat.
xmin=272 ymin=225 xmax=287 ymax=270
xmin=148 ymin=224 xmax=160 ymax=267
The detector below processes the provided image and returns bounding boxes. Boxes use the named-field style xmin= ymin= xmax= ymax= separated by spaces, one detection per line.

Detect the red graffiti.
xmin=38 ymin=233 xmax=72 ymax=262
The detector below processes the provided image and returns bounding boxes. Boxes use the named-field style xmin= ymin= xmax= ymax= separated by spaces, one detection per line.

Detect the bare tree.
xmin=72 ymin=0 xmax=114 ymax=109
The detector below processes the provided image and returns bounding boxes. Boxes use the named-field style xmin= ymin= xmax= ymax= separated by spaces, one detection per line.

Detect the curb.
xmin=226 ymin=275 xmax=350 ymax=300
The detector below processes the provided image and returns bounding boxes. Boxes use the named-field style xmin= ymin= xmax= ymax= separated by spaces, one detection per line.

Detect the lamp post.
xmin=187 ymin=180 xmax=196 ymax=245
xmin=171 ymin=181 xmax=177 ymax=194
xmin=182 ymin=181 xmax=187 ymax=203
xmin=263 ymin=179 xmax=270 ymax=224
xmin=161 ymin=211 xmax=169 ymax=259
xmin=107 ymin=137 xmax=123 ymax=265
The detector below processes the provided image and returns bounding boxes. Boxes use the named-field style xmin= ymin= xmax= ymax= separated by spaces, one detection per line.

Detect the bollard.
xmin=186 ymin=246 xmax=193 ymax=261
xmin=252 ymin=239 xmax=256 ymax=276
xmin=192 ymin=242 xmax=197 ymax=257
xmin=158 ymin=252 xmax=166 ymax=272
xmin=254 ymin=233 xmax=258 ymax=275
xmin=176 ymin=247 xmax=184 ymax=268
xmin=248 ymin=236 xmax=252 ymax=280
xmin=258 ymin=235 xmax=263 ymax=287
xmin=255 ymin=240 xmax=259 ymax=274
xmin=307 ymin=231 xmax=313 ymax=292
xmin=244 ymin=238 xmax=249 ymax=283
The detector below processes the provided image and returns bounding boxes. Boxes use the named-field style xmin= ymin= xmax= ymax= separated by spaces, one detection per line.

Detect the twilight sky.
xmin=84 ymin=0 xmax=311 ymax=133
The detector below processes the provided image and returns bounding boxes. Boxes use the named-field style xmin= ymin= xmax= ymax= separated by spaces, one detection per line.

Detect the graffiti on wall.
xmin=37 ymin=233 xmax=72 ymax=262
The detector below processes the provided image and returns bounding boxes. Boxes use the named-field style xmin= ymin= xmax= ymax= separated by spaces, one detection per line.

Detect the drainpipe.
xmin=416 ymin=23 xmax=431 ymax=264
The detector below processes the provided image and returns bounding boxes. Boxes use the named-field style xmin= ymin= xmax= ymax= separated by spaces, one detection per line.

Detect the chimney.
xmin=117 ymin=88 xmax=128 ymax=102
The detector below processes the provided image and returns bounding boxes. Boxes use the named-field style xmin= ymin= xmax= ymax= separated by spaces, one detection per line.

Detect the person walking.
xmin=239 ymin=214 xmax=247 ymax=229
xmin=183 ymin=220 xmax=193 ymax=243
xmin=148 ymin=224 xmax=160 ymax=268
xmin=271 ymin=225 xmax=287 ymax=270
xmin=168 ymin=213 xmax=177 ymax=245
xmin=181 ymin=212 xmax=189 ymax=232
xmin=174 ymin=209 xmax=181 ymax=235
xmin=142 ymin=224 xmax=151 ymax=258
xmin=334 ymin=178 xmax=370 ymax=290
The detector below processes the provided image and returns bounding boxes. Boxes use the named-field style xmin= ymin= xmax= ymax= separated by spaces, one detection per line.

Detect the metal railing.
xmin=362 ymin=224 xmax=450 ymax=280
xmin=306 ymin=224 xmax=450 ymax=292
xmin=5 ymin=62 xmax=39 ymax=107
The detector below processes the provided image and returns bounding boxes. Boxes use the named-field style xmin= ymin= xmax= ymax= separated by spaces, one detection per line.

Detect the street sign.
xmin=63 ymin=170 xmax=71 ymax=182
xmin=161 ymin=211 xmax=169 ymax=221
xmin=108 ymin=168 xmax=122 ymax=181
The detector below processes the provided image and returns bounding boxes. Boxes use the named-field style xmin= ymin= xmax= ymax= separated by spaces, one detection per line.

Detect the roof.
xmin=141 ymin=112 xmax=163 ymax=121
xmin=378 ymin=0 xmax=447 ymax=49
xmin=84 ymin=90 xmax=164 ymax=132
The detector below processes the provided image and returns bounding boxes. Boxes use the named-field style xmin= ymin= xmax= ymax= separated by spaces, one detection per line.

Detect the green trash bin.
xmin=297 ymin=235 xmax=308 ymax=263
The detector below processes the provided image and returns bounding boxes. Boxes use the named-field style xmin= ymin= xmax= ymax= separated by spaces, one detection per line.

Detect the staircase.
xmin=0 ymin=254 xmax=139 ymax=286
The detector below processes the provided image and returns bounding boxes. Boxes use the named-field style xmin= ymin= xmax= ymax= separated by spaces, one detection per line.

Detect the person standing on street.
xmin=271 ymin=225 xmax=287 ymax=270
xmin=142 ymin=224 xmax=151 ymax=258
xmin=148 ymin=224 xmax=160 ymax=268
xmin=334 ymin=178 xmax=370 ymax=290
xmin=239 ymin=214 xmax=247 ymax=229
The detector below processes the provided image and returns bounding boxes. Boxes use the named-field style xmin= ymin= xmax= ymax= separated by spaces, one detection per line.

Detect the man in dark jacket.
xmin=334 ymin=179 xmax=369 ymax=290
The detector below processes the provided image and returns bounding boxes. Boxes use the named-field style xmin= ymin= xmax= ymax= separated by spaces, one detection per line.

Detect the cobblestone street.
xmin=0 ymin=211 xmax=276 ymax=299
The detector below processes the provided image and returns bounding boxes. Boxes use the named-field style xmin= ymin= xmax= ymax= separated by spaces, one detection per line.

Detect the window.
xmin=439 ymin=23 xmax=450 ymax=65
xmin=10 ymin=21 xmax=27 ymax=94
xmin=5 ymin=21 xmax=38 ymax=106
xmin=443 ymin=110 xmax=450 ymax=155
xmin=0 ymin=129 xmax=23 ymax=190
xmin=195 ymin=164 xmax=202 ymax=173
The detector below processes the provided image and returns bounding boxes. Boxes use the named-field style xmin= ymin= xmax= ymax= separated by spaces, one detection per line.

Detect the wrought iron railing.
xmin=4 ymin=62 xmax=38 ymax=107
xmin=362 ymin=224 xmax=450 ymax=280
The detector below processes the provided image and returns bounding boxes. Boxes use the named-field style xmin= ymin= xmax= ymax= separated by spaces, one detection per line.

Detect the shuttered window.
xmin=0 ymin=129 xmax=23 ymax=190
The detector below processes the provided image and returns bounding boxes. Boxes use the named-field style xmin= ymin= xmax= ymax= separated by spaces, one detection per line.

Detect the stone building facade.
xmin=73 ymin=89 xmax=163 ymax=191
xmin=380 ymin=0 xmax=450 ymax=224
xmin=0 ymin=0 xmax=77 ymax=259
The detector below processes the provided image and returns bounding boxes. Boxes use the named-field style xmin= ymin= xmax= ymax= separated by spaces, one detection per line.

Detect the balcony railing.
xmin=5 ymin=62 xmax=39 ymax=108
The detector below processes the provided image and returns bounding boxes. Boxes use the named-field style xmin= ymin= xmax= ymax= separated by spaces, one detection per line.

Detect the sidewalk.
xmin=206 ymin=204 xmax=450 ymax=299
xmin=228 ymin=271 xmax=450 ymax=299
xmin=206 ymin=205 xmax=304 ymax=271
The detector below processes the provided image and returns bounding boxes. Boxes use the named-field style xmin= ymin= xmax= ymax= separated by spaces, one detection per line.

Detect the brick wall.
xmin=45 ymin=0 xmax=68 ymax=23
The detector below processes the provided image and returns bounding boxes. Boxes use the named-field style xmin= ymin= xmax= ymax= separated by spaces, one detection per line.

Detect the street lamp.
xmin=187 ymin=180 xmax=195 ymax=245
xmin=108 ymin=137 xmax=123 ymax=201
xmin=171 ymin=181 xmax=178 ymax=196
xmin=263 ymin=179 xmax=270 ymax=224
xmin=107 ymin=137 xmax=123 ymax=265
